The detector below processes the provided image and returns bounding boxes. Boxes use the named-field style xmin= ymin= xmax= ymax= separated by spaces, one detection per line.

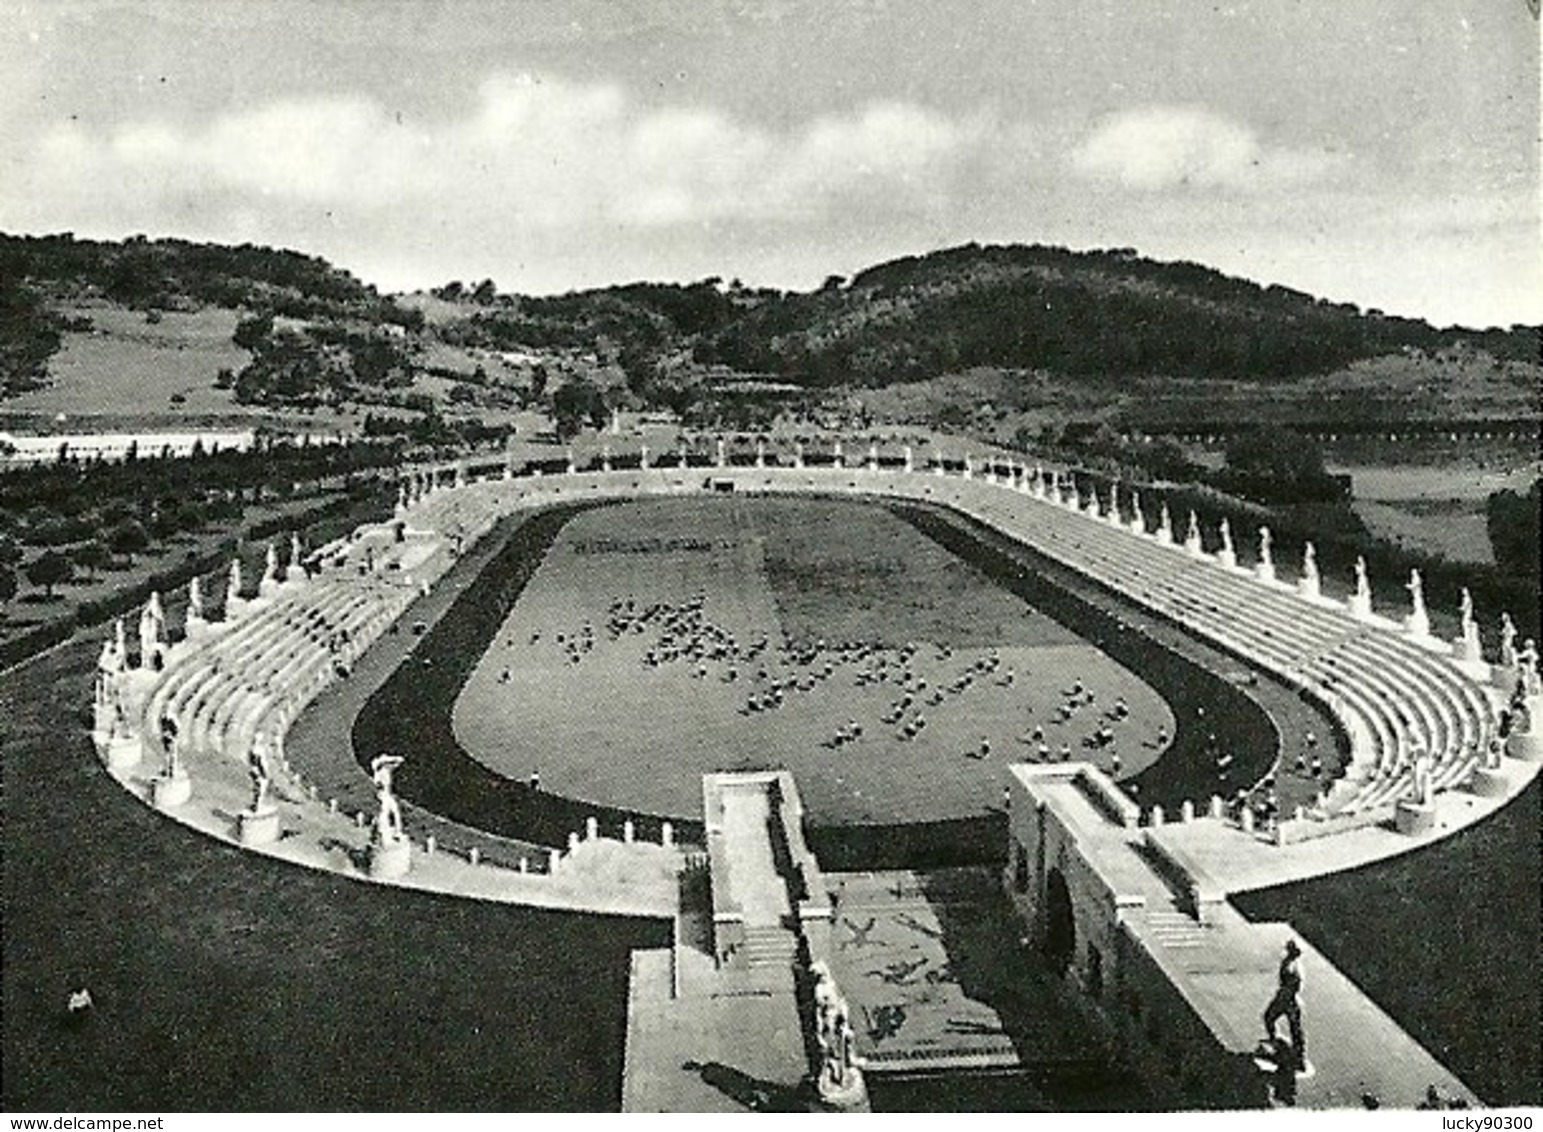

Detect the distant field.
xmin=452 ymin=496 xmax=1173 ymax=825
xmin=8 ymin=305 xmax=249 ymax=417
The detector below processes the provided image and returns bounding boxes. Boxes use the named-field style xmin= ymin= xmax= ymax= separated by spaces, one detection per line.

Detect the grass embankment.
xmin=0 ymin=639 xmax=669 ymax=1112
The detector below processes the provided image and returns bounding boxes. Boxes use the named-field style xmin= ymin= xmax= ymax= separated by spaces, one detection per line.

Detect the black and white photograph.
xmin=1 ymin=0 xmax=1538 ymax=1119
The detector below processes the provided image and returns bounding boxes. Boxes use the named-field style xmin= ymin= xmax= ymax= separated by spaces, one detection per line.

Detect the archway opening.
xmin=1044 ymin=867 xmax=1075 ymax=976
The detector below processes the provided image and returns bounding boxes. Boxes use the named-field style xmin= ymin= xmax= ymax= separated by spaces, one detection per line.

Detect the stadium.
xmin=24 ymin=434 xmax=1534 ymax=1112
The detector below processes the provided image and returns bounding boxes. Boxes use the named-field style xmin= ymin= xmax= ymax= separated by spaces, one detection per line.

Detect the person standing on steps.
xmin=1264 ymin=940 xmax=1307 ymax=1070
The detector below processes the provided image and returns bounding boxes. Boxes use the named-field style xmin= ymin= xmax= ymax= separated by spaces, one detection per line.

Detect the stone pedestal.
xmin=152 ymin=770 xmax=192 ymax=810
xmin=1505 ymin=729 xmax=1542 ymax=761
xmin=1491 ymin=664 xmax=1518 ymax=693
xmin=368 ymin=836 xmax=412 ymax=880
xmin=1255 ymin=562 xmax=1275 ymax=584
xmin=237 ymin=806 xmax=281 ymax=846
xmin=101 ymin=735 xmax=142 ymax=770
xmin=1297 ymin=577 xmax=1320 ymax=602
xmin=1405 ymin=610 xmax=1431 ymax=640
xmin=1347 ymin=593 xmax=1372 ymax=621
xmin=814 ymin=1069 xmax=870 ymax=1113
xmin=1215 ymin=548 xmax=1237 ymax=570
xmin=1466 ymin=767 xmax=1511 ymax=799
xmin=1394 ymin=799 xmax=1437 ymax=836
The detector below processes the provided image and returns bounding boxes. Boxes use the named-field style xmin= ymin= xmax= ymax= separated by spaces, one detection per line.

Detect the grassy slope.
xmin=0 ymin=639 xmax=669 ymax=1112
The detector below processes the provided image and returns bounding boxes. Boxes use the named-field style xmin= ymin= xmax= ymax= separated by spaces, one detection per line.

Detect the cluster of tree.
xmin=0 ymin=279 xmax=64 ymax=397
xmin=360 ymin=409 xmax=508 ymax=451
xmin=229 ymin=313 xmax=417 ymax=407
xmin=0 ymin=437 xmax=403 ymax=612
xmin=1487 ymin=479 xmax=1541 ymax=579
xmin=1 ymin=232 xmax=425 ymax=326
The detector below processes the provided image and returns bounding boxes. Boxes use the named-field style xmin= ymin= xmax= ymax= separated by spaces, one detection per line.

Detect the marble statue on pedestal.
xmin=1258 ymin=526 xmax=1272 ymax=569
xmin=1130 ymin=491 xmax=1145 ymax=532
xmin=601 ymin=445 xmax=613 ymax=472
xmin=248 ymin=740 xmax=274 ymax=813
xmin=794 ymin=442 xmax=805 ymax=468
xmin=1218 ymin=517 xmax=1235 ymax=563
xmin=1405 ymin=569 xmax=1430 ymax=637
xmin=367 ymin=754 xmax=410 ymax=877
xmin=257 ymin=543 xmax=280 ymax=598
xmin=227 ymin=556 xmax=244 ymax=607
xmin=1500 ymin=614 xmax=1518 ymax=669
xmin=186 ymin=576 xmax=206 ymax=630
xmin=903 ymin=445 xmax=914 ymax=472
xmin=1520 ymin=639 xmax=1541 ymax=698
xmin=138 ymin=592 xmax=165 ymax=670
xmin=1411 ymin=752 xmax=1433 ymax=807
xmin=1185 ymin=511 xmax=1202 ymax=554
xmin=566 ymin=448 xmax=577 ymax=475
xmin=808 ymin=961 xmax=863 ymax=1105
xmin=286 ymin=533 xmax=306 ymax=583
xmin=867 ymin=441 xmax=878 ymax=469
xmin=639 ymin=444 xmax=649 ymax=469
xmin=755 ymin=439 xmax=766 ymax=467
xmin=1299 ymin=542 xmax=1319 ymax=597
xmin=1350 ymin=556 xmax=1372 ymax=617
xmin=151 ymin=714 xmax=191 ymax=808
xmin=716 ymin=438 xmax=726 ymax=467
xmin=1450 ymin=586 xmax=1479 ymax=663
xmin=1158 ymin=503 xmax=1173 ymax=543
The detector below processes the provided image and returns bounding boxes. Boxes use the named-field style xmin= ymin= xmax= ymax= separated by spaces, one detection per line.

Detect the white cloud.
xmin=1071 ymin=105 xmax=1342 ymax=192
xmin=5 ymin=72 xmax=997 ymax=234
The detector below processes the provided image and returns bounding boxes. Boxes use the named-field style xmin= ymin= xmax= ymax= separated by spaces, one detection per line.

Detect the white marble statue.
xmin=248 ymin=738 xmax=273 ymax=813
xmin=1302 ymin=542 xmax=1318 ymax=587
xmin=1457 ymin=587 xmax=1481 ymax=657
xmin=1219 ymin=517 xmax=1234 ymax=556
xmin=1411 ymin=751 xmax=1433 ymax=807
xmin=639 ymin=443 xmax=650 ymax=469
xmin=1158 ymin=503 xmax=1173 ymax=542
xmin=1520 ymin=639 xmax=1541 ymax=698
xmin=1258 ymin=526 xmax=1273 ymax=569
xmin=716 ymin=437 xmax=726 ymax=467
xmin=138 ymin=592 xmax=165 ymax=670
xmin=371 ymin=754 xmax=406 ymax=844
xmin=159 ymin=715 xmax=183 ymax=779
xmin=1500 ymin=614 xmax=1518 ymax=668
xmin=1354 ymin=556 xmax=1371 ymax=604
xmin=1185 ymin=511 xmax=1201 ymax=551
xmin=1406 ymin=568 xmax=1430 ymax=636
xmin=227 ymin=556 xmax=244 ymax=605
xmin=187 ymin=576 xmax=205 ymax=622
xmin=1131 ymin=491 xmax=1145 ymax=531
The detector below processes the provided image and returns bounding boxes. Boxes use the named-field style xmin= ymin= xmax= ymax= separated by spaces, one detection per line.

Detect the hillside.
xmin=2 ymin=233 xmax=1538 ymax=431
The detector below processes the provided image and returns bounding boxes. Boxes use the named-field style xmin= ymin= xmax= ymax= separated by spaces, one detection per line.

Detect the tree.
xmin=551 ymin=376 xmax=607 ymax=440
xmin=72 ymin=539 xmax=110 ymax=579
xmin=25 ymin=549 xmax=74 ymax=598
xmin=108 ymin=519 xmax=151 ymax=563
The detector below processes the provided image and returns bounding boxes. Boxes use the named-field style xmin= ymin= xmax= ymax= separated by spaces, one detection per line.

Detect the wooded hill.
xmin=3 ymin=232 xmax=1537 ymax=414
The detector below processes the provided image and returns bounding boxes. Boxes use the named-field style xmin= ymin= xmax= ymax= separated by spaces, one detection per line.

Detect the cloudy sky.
xmin=3 ymin=0 xmax=1538 ymax=327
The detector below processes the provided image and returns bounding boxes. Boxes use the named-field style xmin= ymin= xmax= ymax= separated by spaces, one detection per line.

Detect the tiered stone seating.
xmin=126 ymin=456 xmax=1497 ymax=857
xmin=903 ymin=471 xmax=1495 ymax=820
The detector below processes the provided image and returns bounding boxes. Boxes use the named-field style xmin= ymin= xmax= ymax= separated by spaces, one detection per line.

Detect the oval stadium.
xmin=9 ymin=442 xmax=1541 ymax=1113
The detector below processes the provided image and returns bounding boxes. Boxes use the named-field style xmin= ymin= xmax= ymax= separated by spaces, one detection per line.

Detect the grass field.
xmin=452 ymin=496 xmax=1174 ymax=825
xmin=8 ymin=305 xmax=250 ymax=417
